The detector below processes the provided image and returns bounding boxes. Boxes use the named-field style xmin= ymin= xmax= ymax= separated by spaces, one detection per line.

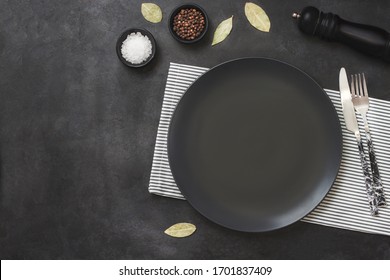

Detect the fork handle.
xmin=356 ymin=137 xmax=378 ymax=215
xmin=366 ymin=131 xmax=386 ymax=206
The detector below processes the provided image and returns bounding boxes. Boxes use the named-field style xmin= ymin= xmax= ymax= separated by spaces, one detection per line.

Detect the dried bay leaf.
xmin=212 ymin=16 xmax=234 ymax=46
xmin=141 ymin=3 xmax=162 ymax=23
xmin=245 ymin=2 xmax=270 ymax=32
xmin=164 ymin=223 xmax=196 ymax=238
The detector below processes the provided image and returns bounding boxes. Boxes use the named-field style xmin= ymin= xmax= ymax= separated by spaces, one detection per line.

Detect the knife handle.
xmin=366 ymin=131 xmax=386 ymax=206
xmin=293 ymin=6 xmax=390 ymax=62
xmin=357 ymin=137 xmax=378 ymax=215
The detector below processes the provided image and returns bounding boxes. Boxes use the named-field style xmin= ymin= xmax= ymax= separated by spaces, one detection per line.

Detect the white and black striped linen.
xmin=149 ymin=62 xmax=390 ymax=236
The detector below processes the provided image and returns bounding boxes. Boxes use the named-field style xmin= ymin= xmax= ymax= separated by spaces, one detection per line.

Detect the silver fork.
xmin=351 ymin=73 xmax=386 ymax=206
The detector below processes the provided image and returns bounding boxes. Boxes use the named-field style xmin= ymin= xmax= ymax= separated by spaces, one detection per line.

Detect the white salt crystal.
xmin=121 ymin=32 xmax=153 ymax=64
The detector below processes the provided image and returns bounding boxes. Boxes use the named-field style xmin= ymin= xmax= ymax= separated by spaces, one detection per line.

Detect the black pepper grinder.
xmin=292 ymin=6 xmax=390 ymax=62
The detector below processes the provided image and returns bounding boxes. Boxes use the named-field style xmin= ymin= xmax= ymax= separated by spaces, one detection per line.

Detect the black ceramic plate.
xmin=168 ymin=58 xmax=342 ymax=232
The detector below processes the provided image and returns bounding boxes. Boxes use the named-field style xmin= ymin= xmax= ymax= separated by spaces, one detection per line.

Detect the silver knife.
xmin=339 ymin=67 xmax=378 ymax=216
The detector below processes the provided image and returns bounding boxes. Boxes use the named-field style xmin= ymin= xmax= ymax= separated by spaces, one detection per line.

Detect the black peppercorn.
xmin=173 ymin=8 xmax=205 ymax=40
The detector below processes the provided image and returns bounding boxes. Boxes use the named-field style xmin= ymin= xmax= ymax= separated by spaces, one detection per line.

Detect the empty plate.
xmin=168 ymin=58 xmax=342 ymax=232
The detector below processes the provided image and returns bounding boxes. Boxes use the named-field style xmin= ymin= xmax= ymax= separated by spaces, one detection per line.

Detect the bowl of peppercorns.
xmin=169 ymin=3 xmax=209 ymax=44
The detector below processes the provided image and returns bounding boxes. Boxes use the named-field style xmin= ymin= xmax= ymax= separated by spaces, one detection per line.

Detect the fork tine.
xmin=355 ymin=74 xmax=360 ymax=96
xmin=358 ymin=74 xmax=364 ymax=97
xmin=362 ymin=73 xmax=368 ymax=97
xmin=356 ymin=74 xmax=360 ymax=96
xmin=350 ymin=75 xmax=356 ymax=96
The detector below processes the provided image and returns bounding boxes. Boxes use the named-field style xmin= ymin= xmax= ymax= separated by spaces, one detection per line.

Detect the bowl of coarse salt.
xmin=116 ymin=28 xmax=156 ymax=68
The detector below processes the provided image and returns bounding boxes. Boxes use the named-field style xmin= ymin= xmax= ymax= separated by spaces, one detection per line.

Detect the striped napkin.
xmin=149 ymin=62 xmax=390 ymax=236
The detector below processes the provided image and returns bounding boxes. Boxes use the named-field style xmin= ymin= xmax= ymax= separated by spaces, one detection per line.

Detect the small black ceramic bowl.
xmin=116 ymin=28 xmax=156 ymax=68
xmin=169 ymin=3 xmax=209 ymax=44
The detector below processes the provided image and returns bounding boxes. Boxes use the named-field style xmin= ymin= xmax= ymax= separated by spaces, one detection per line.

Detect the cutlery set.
xmin=339 ymin=68 xmax=387 ymax=215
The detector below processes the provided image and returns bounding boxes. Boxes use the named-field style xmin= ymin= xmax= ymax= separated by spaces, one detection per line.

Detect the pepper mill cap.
xmin=294 ymin=6 xmax=320 ymax=35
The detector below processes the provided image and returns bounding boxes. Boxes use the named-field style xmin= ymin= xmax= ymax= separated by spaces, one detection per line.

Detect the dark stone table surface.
xmin=1 ymin=0 xmax=389 ymax=259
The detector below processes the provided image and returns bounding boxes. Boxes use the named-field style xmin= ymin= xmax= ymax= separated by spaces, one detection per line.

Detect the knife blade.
xmin=339 ymin=68 xmax=359 ymax=134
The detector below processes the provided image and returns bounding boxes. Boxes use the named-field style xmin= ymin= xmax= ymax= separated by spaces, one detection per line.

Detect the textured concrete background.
xmin=0 ymin=0 xmax=389 ymax=259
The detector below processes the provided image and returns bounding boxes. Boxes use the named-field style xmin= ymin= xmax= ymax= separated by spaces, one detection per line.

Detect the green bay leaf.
xmin=164 ymin=223 xmax=196 ymax=238
xmin=245 ymin=2 xmax=270 ymax=32
xmin=212 ymin=16 xmax=234 ymax=46
xmin=141 ymin=3 xmax=162 ymax=23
